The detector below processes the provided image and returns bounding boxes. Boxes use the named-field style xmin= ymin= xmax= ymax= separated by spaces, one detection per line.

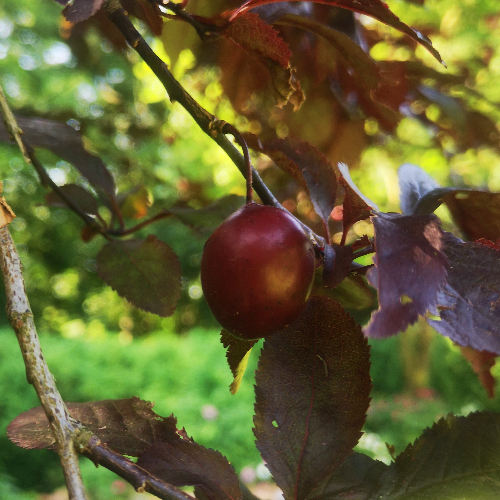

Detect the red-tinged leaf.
xmin=0 ymin=116 xmax=116 ymax=200
xmin=221 ymin=330 xmax=257 ymax=395
xmin=211 ymin=11 xmax=304 ymax=110
xmin=137 ymin=438 xmax=242 ymax=500
xmin=62 ymin=0 xmax=105 ymax=23
xmin=444 ymin=191 xmax=500 ymax=242
xmin=336 ymin=165 xmax=373 ymax=243
xmin=307 ymin=452 xmax=388 ymax=499
xmin=121 ymin=0 xmax=163 ymax=36
xmin=322 ymin=244 xmax=354 ymax=289
xmin=229 ymin=0 xmax=443 ymax=64
xmin=460 ymin=347 xmax=496 ymax=399
xmin=245 ymin=135 xmax=338 ymax=236
xmin=45 ymin=184 xmax=99 ymax=215
xmin=8 ymin=397 xmax=180 ymax=456
xmin=168 ymin=195 xmax=245 ymax=234
xmin=275 ymin=14 xmax=381 ymax=90
xmin=365 ymin=212 xmax=448 ymax=338
xmin=375 ymin=412 xmax=500 ymax=498
xmin=96 ymin=236 xmax=181 ymax=317
xmin=254 ymin=296 xmax=371 ymax=500
xmin=215 ymin=11 xmax=291 ymax=69
xmin=427 ymin=233 xmax=500 ymax=355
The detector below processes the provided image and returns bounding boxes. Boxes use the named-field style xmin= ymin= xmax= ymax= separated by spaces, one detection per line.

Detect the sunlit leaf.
xmin=229 ymin=0 xmax=443 ymax=64
xmin=220 ymin=330 xmax=257 ymax=395
xmin=365 ymin=212 xmax=447 ymax=338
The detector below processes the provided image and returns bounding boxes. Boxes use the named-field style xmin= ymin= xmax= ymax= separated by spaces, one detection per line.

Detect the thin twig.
xmin=222 ymin=123 xmax=253 ymax=203
xmin=0 ymin=223 xmax=87 ymax=500
xmin=103 ymin=0 xmax=278 ymax=209
xmin=0 ymin=86 xmax=102 ymax=233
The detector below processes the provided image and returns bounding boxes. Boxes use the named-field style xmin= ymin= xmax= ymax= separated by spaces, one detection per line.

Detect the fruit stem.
xmin=222 ymin=123 xmax=253 ymax=203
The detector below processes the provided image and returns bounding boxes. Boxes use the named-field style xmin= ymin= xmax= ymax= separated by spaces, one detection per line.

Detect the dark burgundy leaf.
xmin=45 ymin=184 xmax=99 ymax=215
xmin=0 ymin=117 xmax=116 ymax=198
xmin=275 ymin=14 xmax=381 ymax=90
xmin=9 ymin=397 xmax=241 ymax=500
xmin=444 ymin=191 xmax=500 ymax=241
xmin=460 ymin=347 xmax=496 ymax=399
xmin=375 ymin=412 xmax=500 ymax=498
xmin=168 ymin=195 xmax=245 ymax=234
xmin=254 ymin=296 xmax=371 ymax=500
xmin=220 ymin=330 xmax=257 ymax=394
xmin=307 ymin=452 xmax=388 ymax=500
xmin=8 ymin=398 xmax=180 ymax=456
xmin=245 ymin=135 xmax=338 ymax=234
xmin=398 ymin=163 xmax=458 ymax=216
xmin=96 ymin=236 xmax=181 ymax=317
xmin=322 ymin=244 xmax=354 ymax=289
xmin=62 ymin=0 xmax=105 ymax=23
xmin=137 ymin=439 xmax=241 ymax=500
xmin=365 ymin=212 xmax=448 ymax=338
xmin=427 ymin=234 xmax=500 ymax=355
xmin=229 ymin=0 xmax=443 ymax=64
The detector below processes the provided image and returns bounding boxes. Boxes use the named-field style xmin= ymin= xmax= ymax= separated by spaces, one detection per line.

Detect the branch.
xmin=78 ymin=434 xmax=195 ymax=500
xmin=103 ymin=0 xmax=279 ymax=209
xmin=0 ymin=222 xmax=87 ymax=500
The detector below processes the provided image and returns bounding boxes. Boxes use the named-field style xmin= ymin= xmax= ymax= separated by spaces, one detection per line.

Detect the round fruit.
xmin=200 ymin=203 xmax=315 ymax=340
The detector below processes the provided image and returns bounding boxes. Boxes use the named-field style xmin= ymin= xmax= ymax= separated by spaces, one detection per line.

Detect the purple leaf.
xmin=322 ymin=244 xmax=354 ymax=289
xmin=365 ymin=212 xmax=448 ymax=338
xmin=444 ymin=190 xmax=500 ymax=242
xmin=62 ymin=0 xmax=105 ymax=23
xmin=428 ymin=234 xmax=500 ymax=355
xmin=45 ymin=184 xmax=99 ymax=215
xmin=254 ymin=296 xmax=371 ymax=500
xmin=0 ymin=116 xmax=116 ymax=199
xmin=398 ymin=163 xmax=458 ymax=216
xmin=376 ymin=412 xmax=500 ymax=498
xmin=137 ymin=438 xmax=241 ymax=500
xmin=244 ymin=135 xmax=338 ymax=235
xmin=96 ymin=236 xmax=182 ymax=317
xmin=308 ymin=452 xmax=388 ymax=499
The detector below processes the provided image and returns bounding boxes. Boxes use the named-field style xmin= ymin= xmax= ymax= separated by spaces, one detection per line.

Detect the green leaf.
xmin=221 ymin=330 xmax=257 ymax=395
